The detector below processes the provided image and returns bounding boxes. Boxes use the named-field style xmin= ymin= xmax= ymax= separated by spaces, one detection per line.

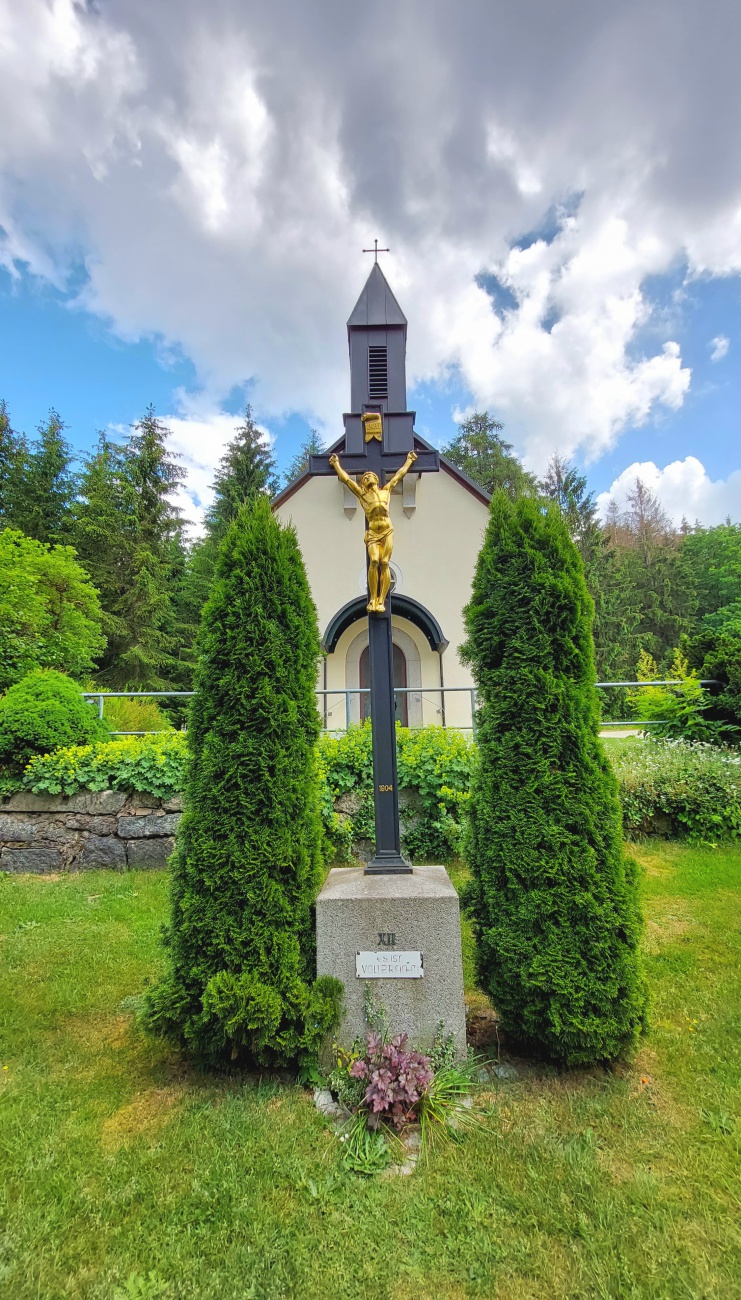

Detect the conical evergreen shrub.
xmin=462 ymin=493 xmax=647 ymax=1065
xmin=144 ymin=496 xmax=341 ymax=1068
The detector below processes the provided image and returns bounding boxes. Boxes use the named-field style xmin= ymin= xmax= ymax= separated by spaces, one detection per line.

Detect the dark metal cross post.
xmin=309 ymin=432 xmax=439 ymax=873
xmin=306 ymin=259 xmax=440 ymax=872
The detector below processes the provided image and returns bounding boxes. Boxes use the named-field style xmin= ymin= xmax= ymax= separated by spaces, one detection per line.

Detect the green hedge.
xmin=608 ymin=738 xmax=741 ymax=841
xmin=23 ymin=733 xmax=187 ymax=799
xmin=318 ymin=724 xmax=473 ymax=863
xmin=17 ymin=728 xmax=741 ymax=848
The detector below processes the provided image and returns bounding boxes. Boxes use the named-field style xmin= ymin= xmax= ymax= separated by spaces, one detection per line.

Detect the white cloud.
xmin=130 ymin=401 xmax=274 ymax=538
xmin=1 ymin=1 xmax=741 ymax=463
xmin=597 ymin=457 xmax=741 ymax=527
xmin=710 ymin=335 xmax=730 ymax=362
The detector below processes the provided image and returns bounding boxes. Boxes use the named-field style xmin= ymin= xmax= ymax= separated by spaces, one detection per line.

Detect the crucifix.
xmin=308 ymin=261 xmax=440 ymax=873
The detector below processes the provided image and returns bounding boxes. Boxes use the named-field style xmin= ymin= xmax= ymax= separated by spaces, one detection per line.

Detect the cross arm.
xmin=309 ymin=448 xmax=439 ymax=477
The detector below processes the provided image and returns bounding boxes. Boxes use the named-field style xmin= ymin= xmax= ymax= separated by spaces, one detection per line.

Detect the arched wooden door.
xmin=359 ymin=642 xmax=408 ymax=726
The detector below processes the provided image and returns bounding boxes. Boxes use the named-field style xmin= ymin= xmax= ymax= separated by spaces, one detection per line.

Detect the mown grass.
xmin=1 ymin=845 xmax=740 ymax=1300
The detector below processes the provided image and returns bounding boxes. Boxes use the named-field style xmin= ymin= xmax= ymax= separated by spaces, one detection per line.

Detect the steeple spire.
xmin=347 ymin=263 xmax=407 ymax=329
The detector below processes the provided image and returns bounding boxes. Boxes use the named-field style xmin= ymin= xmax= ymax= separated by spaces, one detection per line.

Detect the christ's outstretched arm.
xmin=329 ymin=453 xmax=364 ymax=499
xmin=385 ymin=449 xmax=418 ymax=494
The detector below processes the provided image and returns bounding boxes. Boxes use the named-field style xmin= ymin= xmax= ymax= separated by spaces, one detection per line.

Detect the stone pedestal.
xmin=316 ymin=865 xmax=466 ymax=1056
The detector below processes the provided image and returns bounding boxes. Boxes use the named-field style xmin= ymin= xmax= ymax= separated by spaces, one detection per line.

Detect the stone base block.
xmin=316 ymin=865 xmax=466 ymax=1057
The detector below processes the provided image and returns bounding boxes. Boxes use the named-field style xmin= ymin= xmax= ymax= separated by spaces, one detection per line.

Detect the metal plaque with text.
xmin=356 ymin=951 xmax=423 ymax=979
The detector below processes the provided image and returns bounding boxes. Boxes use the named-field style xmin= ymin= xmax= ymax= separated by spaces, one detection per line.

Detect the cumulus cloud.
xmin=152 ymin=402 xmax=274 ymax=537
xmin=1 ymin=0 xmax=741 ymax=465
xmin=597 ymin=457 xmax=741 ymax=527
xmin=710 ymin=335 xmax=730 ymax=362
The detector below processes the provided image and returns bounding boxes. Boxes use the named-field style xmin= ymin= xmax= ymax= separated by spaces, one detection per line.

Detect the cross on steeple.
xmin=362 ymin=238 xmax=390 ymax=263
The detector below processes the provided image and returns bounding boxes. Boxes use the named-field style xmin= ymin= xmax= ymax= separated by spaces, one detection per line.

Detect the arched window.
xmin=359 ymin=642 xmax=408 ymax=726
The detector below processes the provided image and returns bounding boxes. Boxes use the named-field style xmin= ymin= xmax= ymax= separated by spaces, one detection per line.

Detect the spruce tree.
xmin=0 ymin=400 xmax=28 ymax=524
xmin=462 ymin=493 xmax=647 ymax=1065
xmin=282 ymin=429 xmax=324 ymax=487
xmin=144 ymin=496 xmax=341 ymax=1067
xmin=14 ymin=409 xmax=76 ymax=543
xmin=442 ymin=411 xmax=537 ymax=499
xmin=98 ymin=408 xmax=188 ymax=688
xmin=178 ymin=408 xmax=280 ymax=640
xmin=72 ymin=433 xmax=132 ymax=644
xmin=206 ymin=405 xmax=278 ymax=542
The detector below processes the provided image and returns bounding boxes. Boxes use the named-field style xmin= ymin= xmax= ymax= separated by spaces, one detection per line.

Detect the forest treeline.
xmin=1 ymin=400 xmax=739 ymax=723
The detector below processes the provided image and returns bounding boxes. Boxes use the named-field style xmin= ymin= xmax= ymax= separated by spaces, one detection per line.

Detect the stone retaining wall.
xmin=1 ymin=787 xmax=421 ymax=873
xmin=0 ymin=790 xmax=183 ymax=873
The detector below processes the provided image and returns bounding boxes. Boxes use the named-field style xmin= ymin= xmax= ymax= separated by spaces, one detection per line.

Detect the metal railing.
xmin=83 ymin=679 xmax=718 ymax=736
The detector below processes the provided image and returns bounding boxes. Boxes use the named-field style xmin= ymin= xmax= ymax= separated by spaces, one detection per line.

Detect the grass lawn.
xmin=1 ymin=845 xmax=740 ymax=1300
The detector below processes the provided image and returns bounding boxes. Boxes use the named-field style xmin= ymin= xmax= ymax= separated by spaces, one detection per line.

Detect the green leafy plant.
xmin=429 ymin=1020 xmax=458 ymax=1072
xmin=418 ymin=1059 xmax=481 ymax=1156
xmin=142 ymin=496 xmax=342 ymax=1069
xmin=0 ymin=528 xmax=105 ymax=691
xmin=609 ymin=737 xmax=741 ymax=841
xmin=0 ymin=669 xmax=107 ymax=775
xmin=629 ymin=648 xmax=737 ymax=744
xmin=318 ymin=723 xmax=474 ymax=863
xmin=461 ymin=492 xmax=647 ymax=1066
xmin=339 ymin=1114 xmax=393 ymax=1175
xmin=100 ymin=695 xmax=173 ymax=735
xmin=23 ymin=732 xmax=187 ymax=797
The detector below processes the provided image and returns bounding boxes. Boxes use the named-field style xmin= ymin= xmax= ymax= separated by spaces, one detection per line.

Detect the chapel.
xmin=272 ymin=262 xmax=490 ymax=732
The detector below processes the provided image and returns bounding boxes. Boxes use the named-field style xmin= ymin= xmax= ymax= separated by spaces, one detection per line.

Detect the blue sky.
xmin=1 ymin=0 xmax=740 ymax=530
xmin=1 ymin=258 xmax=737 ymax=504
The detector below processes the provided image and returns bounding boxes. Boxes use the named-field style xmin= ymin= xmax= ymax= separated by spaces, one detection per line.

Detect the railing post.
xmin=345 ymin=690 xmax=351 ymax=733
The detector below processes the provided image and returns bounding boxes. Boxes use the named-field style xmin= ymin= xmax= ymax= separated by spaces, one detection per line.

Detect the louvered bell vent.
xmin=368 ymin=345 xmax=388 ymax=401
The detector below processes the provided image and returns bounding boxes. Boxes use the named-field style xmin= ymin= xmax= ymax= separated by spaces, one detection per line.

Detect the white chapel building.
xmin=273 ymin=264 xmax=490 ymax=732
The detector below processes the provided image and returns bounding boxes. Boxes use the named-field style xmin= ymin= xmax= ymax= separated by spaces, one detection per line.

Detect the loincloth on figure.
xmin=364 ymin=520 xmax=393 ymax=548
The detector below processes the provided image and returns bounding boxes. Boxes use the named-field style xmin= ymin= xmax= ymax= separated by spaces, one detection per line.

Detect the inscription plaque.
xmin=356 ymin=950 xmax=423 ymax=979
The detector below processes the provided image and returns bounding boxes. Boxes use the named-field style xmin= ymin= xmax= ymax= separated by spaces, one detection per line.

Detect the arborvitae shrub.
xmin=0 ymin=669 xmax=106 ymax=773
xmin=462 ymin=493 xmax=647 ymax=1065
xmin=144 ymin=497 xmax=341 ymax=1068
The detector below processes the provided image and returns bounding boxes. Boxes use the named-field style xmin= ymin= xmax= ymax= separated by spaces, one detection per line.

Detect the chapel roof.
xmin=272 ymin=430 xmax=491 ymax=510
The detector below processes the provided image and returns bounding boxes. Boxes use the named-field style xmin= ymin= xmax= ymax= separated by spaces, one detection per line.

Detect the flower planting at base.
xmin=325 ymin=991 xmax=478 ymax=1174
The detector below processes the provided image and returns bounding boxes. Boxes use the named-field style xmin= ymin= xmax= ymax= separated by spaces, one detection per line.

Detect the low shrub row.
xmin=17 ymin=726 xmax=741 ymax=851
xmin=23 ymin=732 xmax=188 ymax=799
xmin=608 ymin=738 xmax=741 ymax=841
xmin=318 ymin=724 xmax=473 ymax=863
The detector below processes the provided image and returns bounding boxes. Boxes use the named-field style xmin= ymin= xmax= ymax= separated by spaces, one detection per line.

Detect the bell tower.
xmin=343 ymin=263 xmax=415 ymax=457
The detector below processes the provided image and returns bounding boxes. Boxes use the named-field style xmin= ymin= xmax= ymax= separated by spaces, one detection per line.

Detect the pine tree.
xmin=442 ymin=411 xmax=537 ymax=499
xmin=461 ymin=493 xmax=647 ymax=1065
xmin=0 ymin=400 xmax=28 ymax=525
xmin=144 ymin=496 xmax=342 ymax=1067
xmin=15 ymin=409 xmax=76 ymax=543
xmin=282 ymin=429 xmax=324 ymax=487
xmin=541 ymin=454 xmax=641 ymax=681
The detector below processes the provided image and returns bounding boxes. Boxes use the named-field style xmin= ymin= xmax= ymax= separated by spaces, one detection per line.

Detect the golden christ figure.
xmin=329 ymin=448 xmax=418 ymax=612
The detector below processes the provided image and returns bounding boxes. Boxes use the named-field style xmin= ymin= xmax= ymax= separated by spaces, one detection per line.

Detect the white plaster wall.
xmin=275 ymin=467 xmax=489 ymax=729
